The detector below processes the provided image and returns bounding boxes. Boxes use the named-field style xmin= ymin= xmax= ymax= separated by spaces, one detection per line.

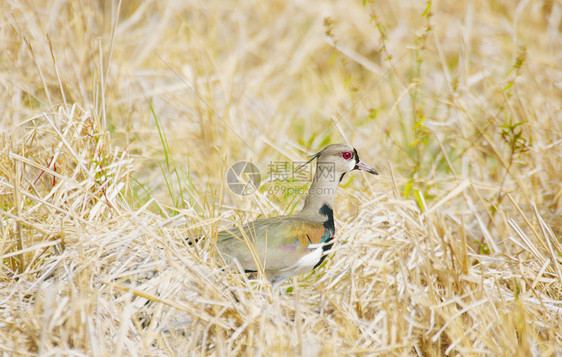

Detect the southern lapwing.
xmin=215 ymin=144 xmax=378 ymax=287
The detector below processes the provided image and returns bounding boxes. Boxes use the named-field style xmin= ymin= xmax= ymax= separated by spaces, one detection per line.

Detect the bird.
xmin=213 ymin=144 xmax=378 ymax=288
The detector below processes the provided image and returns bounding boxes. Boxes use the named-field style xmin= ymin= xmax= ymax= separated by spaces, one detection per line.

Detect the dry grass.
xmin=1 ymin=0 xmax=561 ymax=355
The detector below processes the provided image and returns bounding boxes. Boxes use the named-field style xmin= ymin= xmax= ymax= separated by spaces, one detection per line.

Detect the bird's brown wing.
xmin=215 ymin=216 xmax=331 ymax=272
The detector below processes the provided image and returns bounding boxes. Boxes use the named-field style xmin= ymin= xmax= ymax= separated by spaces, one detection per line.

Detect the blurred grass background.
xmin=0 ymin=0 xmax=561 ymax=355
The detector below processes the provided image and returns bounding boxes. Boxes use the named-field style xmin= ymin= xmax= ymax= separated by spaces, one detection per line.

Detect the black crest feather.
xmin=295 ymin=151 xmax=321 ymax=172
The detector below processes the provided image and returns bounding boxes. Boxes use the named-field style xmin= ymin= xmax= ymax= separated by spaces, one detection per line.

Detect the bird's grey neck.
xmin=297 ymin=162 xmax=339 ymax=222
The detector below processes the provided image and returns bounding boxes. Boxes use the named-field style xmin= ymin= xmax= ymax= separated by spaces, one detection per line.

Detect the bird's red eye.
xmin=342 ymin=151 xmax=353 ymax=160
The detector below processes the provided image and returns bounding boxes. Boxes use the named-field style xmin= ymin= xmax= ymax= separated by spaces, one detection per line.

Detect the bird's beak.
xmin=355 ymin=160 xmax=379 ymax=175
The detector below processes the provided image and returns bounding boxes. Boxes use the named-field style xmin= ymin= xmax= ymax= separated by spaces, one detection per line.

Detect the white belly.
xmin=280 ymin=245 xmax=324 ymax=274
xmin=268 ymin=245 xmax=326 ymax=288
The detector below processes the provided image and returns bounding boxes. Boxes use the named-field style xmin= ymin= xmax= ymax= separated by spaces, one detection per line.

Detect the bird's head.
xmin=304 ymin=143 xmax=378 ymax=180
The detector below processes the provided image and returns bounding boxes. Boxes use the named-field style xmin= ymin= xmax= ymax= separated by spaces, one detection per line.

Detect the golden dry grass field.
xmin=1 ymin=0 xmax=561 ymax=355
